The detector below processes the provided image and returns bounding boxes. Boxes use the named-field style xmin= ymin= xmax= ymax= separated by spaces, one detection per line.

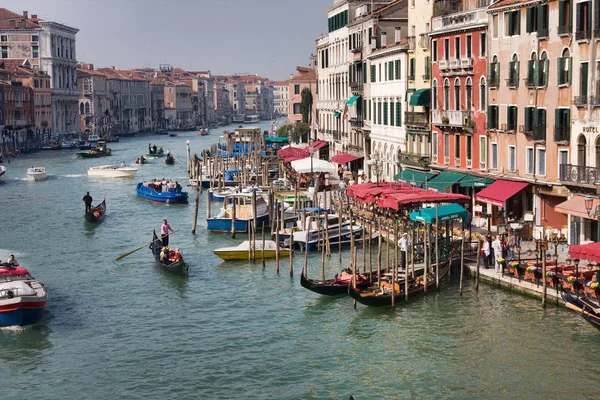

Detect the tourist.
xmin=120 ymin=161 xmax=127 ymax=168
xmin=492 ymin=235 xmax=503 ymax=273
xmin=398 ymin=233 xmax=410 ymax=270
xmin=337 ymin=165 xmax=343 ymax=180
xmin=83 ymin=192 xmax=93 ymax=213
xmin=482 ymin=239 xmax=491 ymax=269
xmin=506 ymin=228 xmax=516 ymax=260
xmin=7 ymin=255 xmax=18 ymax=266
xmin=160 ymin=247 xmax=170 ymax=263
xmin=486 ymin=232 xmax=494 ymax=267
xmin=161 ymin=219 xmax=174 ymax=246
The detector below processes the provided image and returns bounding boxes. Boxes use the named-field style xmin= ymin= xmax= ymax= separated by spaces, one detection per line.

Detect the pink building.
xmin=288 ymin=66 xmax=317 ymax=126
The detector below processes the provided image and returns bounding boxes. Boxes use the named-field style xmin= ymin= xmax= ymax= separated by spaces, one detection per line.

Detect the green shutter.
xmin=524 ymin=107 xmax=532 ymax=132
xmin=568 ymin=57 xmax=573 ymax=84
xmin=368 ymin=99 xmax=371 ymax=120
xmin=383 ymin=102 xmax=388 ymax=125
xmin=534 ymin=60 xmax=540 ymax=86
xmin=512 ymin=107 xmax=518 ymax=130
xmin=515 ymin=61 xmax=520 ymax=87
xmin=363 ymin=99 xmax=367 ymax=119
xmin=396 ymin=102 xmax=401 ymax=127
xmin=526 ymin=8 xmax=535 ymax=32
xmin=555 ymin=108 xmax=561 ymax=140
xmin=508 ymin=12 xmax=514 ymax=35
xmin=557 ymin=58 xmax=564 ymax=85
xmin=527 ymin=60 xmax=534 ymax=84
xmin=559 ymin=0 xmax=565 ymax=27
xmin=394 ymin=60 xmax=399 ymax=79
xmin=370 ymin=65 xmax=375 ymax=83
xmin=581 ymin=62 xmax=589 ymax=97
xmin=539 ymin=108 xmax=546 ymax=128
xmin=543 ymin=59 xmax=549 ymax=87
xmin=368 ymin=28 xmax=372 ymax=44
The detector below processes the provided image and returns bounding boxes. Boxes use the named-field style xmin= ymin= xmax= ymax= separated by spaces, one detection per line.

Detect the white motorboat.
xmin=26 ymin=167 xmax=48 ymax=181
xmin=87 ymin=164 xmax=138 ymax=178
xmin=243 ymin=115 xmax=260 ymax=124
xmin=0 ymin=165 xmax=6 ymax=178
xmin=87 ymin=134 xmax=100 ymax=142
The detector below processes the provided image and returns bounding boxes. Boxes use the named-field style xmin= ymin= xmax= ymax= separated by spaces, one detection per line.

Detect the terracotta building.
xmin=288 ymin=66 xmax=317 ymax=127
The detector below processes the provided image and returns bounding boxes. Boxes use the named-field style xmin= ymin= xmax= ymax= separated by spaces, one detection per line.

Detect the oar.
xmin=115 ymin=230 xmax=178 ymax=261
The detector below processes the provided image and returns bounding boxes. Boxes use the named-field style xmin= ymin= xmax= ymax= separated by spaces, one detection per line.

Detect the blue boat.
xmin=207 ymin=192 xmax=269 ymax=233
xmin=0 ymin=264 xmax=47 ymax=327
xmin=136 ymin=180 xmax=188 ymax=204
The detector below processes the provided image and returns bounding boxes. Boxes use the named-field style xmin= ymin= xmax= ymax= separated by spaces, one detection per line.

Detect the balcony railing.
xmin=408 ymin=74 xmax=415 ymax=81
xmin=532 ymin=124 xmax=546 ymax=141
xmin=575 ymin=30 xmax=591 ymax=41
xmin=419 ymin=33 xmax=429 ymax=49
xmin=524 ymin=77 xmax=536 ymax=88
xmin=554 ymin=125 xmax=570 ymax=142
xmin=506 ymin=76 xmax=519 ymax=88
xmin=422 ymin=72 xmax=431 ymax=80
xmin=404 ymin=112 xmax=429 ymax=129
xmin=449 ymin=59 xmax=460 ymax=69
xmin=439 ymin=60 xmax=449 ymax=70
xmin=558 ymin=24 xmax=572 ymax=36
xmin=399 ymin=152 xmax=431 ymax=168
xmin=537 ymin=27 xmax=549 ymax=39
xmin=407 ymin=36 xmax=416 ymax=50
xmin=349 ymin=117 xmax=364 ymax=127
xmin=573 ymin=96 xmax=589 ymax=106
xmin=489 ymin=77 xmax=499 ymax=88
xmin=591 ymin=95 xmax=600 ymax=106
xmin=350 ymin=81 xmax=363 ymax=94
xmin=350 ymin=41 xmax=363 ymax=53
xmin=432 ymin=8 xmax=488 ymax=31
xmin=432 ymin=110 xmax=470 ymax=128
xmin=460 ymin=57 xmax=473 ymax=68
xmin=559 ymin=164 xmax=600 ymax=186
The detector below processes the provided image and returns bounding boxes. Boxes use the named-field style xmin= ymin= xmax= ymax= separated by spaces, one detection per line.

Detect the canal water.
xmin=0 ymin=121 xmax=598 ymax=399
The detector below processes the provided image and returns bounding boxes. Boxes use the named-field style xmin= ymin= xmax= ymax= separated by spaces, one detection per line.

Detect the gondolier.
xmin=83 ymin=192 xmax=93 ymax=213
xmin=161 ymin=219 xmax=174 ymax=246
xmin=397 ymin=233 xmax=410 ymax=270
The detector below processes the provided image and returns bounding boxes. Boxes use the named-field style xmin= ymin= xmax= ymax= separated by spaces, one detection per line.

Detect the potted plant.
xmin=441 ymin=116 xmax=449 ymax=124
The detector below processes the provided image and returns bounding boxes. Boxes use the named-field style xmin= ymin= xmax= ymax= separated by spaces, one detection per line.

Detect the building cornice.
xmin=486 ymin=0 xmax=543 ymax=14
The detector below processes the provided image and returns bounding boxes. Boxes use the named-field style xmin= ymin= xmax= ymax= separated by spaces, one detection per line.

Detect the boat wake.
xmin=62 ymin=174 xmax=85 ymax=178
xmin=0 ymin=325 xmax=29 ymax=332
xmin=0 ymin=249 xmax=23 ymax=260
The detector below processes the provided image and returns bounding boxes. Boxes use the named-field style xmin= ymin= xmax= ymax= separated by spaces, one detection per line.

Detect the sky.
xmin=9 ymin=0 xmax=327 ymax=80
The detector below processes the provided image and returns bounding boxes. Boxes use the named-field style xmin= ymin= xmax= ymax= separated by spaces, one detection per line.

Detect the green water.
xmin=0 ymin=122 xmax=598 ymax=400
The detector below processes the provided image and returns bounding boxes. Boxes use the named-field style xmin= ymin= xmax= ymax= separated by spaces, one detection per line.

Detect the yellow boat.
xmin=214 ymin=240 xmax=291 ymax=261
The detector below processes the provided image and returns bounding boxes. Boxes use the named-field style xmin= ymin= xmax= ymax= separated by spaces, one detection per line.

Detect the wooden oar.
xmin=115 ymin=230 xmax=178 ymax=261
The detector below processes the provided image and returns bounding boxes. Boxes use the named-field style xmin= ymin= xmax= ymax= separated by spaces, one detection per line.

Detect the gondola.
xmin=300 ymin=269 xmax=383 ymax=296
xmin=348 ymin=262 xmax=450 ymax=307
xmin=165 ymin=153 xmax=175 ymax=165
xmin=149 ymin=230 xmax=188 ymax=275
xmin=84 ymin=199 xmax=106 ymax=223
xmin=562 ymin=290 xmax=600 ymax=331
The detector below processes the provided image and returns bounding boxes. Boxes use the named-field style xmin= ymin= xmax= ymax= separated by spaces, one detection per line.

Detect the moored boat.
xmin=300 ymin=268 xmax=380 ymax=296
xmin=87 ymin=164 xmax=138 ymax=178
xmin=136 ymin=180 xmax=188 ymax=204
xmin=207 ymin=192 xmax=269 ymax=233
xmin=26 ymin=167 xmax=48 ymax=181
xmin=214 ymin=240 xmax=290 ymax=261
xmin=562 ymin=291 xmax=600 ymax=331
xmin=0 ymin=264 xmax=47 ymax=327
xmin=155 ymin=128 xmax=169 ymax=135
xmin=149 ymin=231 xmax=188 ymax=275
xmin=84 ymin=199 xmax=106 ymax=223
xmin=283 ymin=211 xmax=363 ymax=251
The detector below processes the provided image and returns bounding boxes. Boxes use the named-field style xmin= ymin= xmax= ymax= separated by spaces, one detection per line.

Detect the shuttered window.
xmin=370 ymin=65 xmax=376 ymax=83
xmin=394 ymin=60 xmax=399 ymax=79
xmin=396 ymin=102 xmax=401 ymax=127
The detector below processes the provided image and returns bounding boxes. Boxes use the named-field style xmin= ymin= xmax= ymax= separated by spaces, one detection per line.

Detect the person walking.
xmin=83 ymin=192 xmax=93 ymax=214
xmin=161 ymin=219 xmax=174 ymax=246
xmin=492 ymin=235 xmax=503 ymax=273
xmin=506 ymin=228 xmax=516 ymax=260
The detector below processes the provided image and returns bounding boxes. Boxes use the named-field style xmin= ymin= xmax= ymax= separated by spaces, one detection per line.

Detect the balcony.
xmin=419 ymin=33 xmax=429 ymax=49
xmin=404 ymin=112 xmax=430 ymax=129
xmin=558 ymin=24 xmax=572 ymax=36
xmin=408 ymin=74 xmax=415 ymax=81
xmin=439 ymin=60 xmax=449 ymax=70
xmin=399 ymin=152 xmax=431 ymax=168
xmin=433 ymin=0 xmax=462 ymax=17
xmin=407 ymin=36 xmax=416 ymax=51
xmin=350 ymin=41 xmax=363 ymax=53
xmin=349 ymin=117 xmax=364 ymax=127
xmin=575 ymin=30 xmax=591 ymax=41
xmin=591 ymin=96 xmax=600 ymax=106
xmin=537 ymin=27 xmax=549 ymax=39
xmin=432 ymin=8 xmax=488 ymax=31
xmin=531 ymin=124 xmax=546 ymax=141
xmin=449 ymin=59 xmax=460 ymax=69
xmin=489 ymin=77 xmax=499 ymax=88
xmin=460 ymin=57 xmax=473 ymax=68
xmin=422 ymin=72 xmax=431 ymax=80
xmin=559 ymin=164 xmax=600 ymax=186
xmin=573 ymin=96 xmax=589 ymax=107
xmin=432 ymin=110 xmax=468 ymax=128
xmin=350 ymin=81 xmax=363 ymax=94
xmin=348 ymin=144 xmax=363 ymax=154
xmin=554 ymin=125 xmax=570 ymax=143
xmin=506 ymin=76 xmax=519 ymax=88
xmin=524 ymin=77 xmax=535 ymax=88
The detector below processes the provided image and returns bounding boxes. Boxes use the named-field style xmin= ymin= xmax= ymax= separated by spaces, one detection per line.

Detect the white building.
xmin=272 ymin=81 xmax=289 ymax=116
xmin=366 ymin=42 xmax=408 ymax=182
xmin=38 ymin=20 xmax=79 ymax=136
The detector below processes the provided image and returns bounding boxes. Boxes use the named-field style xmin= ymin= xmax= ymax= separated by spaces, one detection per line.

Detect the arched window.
xmin=444 ymin=79 xmax=450 ymax=110
xmin=559 ymin=48 xmax=571 ymax=85
xmin=578 ymin=135 xmax=587 ymax=167
xmin=479 ymin=77 xmax=486 ymax=111
xmin=539 ymin=51 xmax=548 ymax=87
xmin=454 ymin=78 xmax=461 ymax=110
xmin=432 ymin=79 xmax=438 ymax=110
xmin=84 ymin=102 xmax=90 ymax=115
xmin=528 ymin=52 xmax=537 ymax=86
xmin=466 ymin=78 xmax=472 ymax=110
xmin=490 ymin=55 xmax=499 ymax=86
xmin=509 ymin=54 xmax=519 ymax=87
xmin=79 ymin=103 xmax=84 ymax=115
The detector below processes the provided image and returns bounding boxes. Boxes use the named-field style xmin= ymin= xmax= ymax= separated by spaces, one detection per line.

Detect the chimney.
xmin=23 ymin=11 xmax=28 ymax=19
xmin=395 ymin=27 xmax=402 ymax=43
xmin=32 ymin=14 xmax=37 ymax=19
xmin=381 ymin=32 xmax=387 ymax=48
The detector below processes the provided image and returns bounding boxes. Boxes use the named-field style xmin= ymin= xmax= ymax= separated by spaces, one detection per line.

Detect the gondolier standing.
xmin=83 ymin=192 xmax=93 ymax=213
xmin=161 ymin=219 xmax=174 ymax=246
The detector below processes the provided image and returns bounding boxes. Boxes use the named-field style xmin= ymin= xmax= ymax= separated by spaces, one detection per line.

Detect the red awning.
xmin=474 ymin=179 xmax=529 ymax=207
xmin=331 ymin=152 xmax=360 ymax=164
xmin=305 ymin=140 xmax=328 ymax=151
xmin=277 ymin=146 xmax=309 ymax=163
xmin=555 ymin=195 xmax=600 ymax=219
xmin=377 ymin=191 xmax=470 ymax=211
xmin=569 ymin=242 xmax=600 ymax=263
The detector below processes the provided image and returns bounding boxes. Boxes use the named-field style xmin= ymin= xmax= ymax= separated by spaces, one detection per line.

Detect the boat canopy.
xmin=409 ymin=203 xmax=468 ymax=224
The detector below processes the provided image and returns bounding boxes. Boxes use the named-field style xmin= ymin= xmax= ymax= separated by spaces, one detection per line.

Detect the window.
xmin=559 ymin=0 xmax=573 ymax=35
xmin=32 ymin=46 xmax=39 ymax=58
xmin=444 ymin=79 xmax=450 ymax=110
xmin=454 ymin=79 xmax=461 ymax=110
xmin=455 ymin=37 xmax=460 ymax=59
xmin=480 ymin=136 xmax=487 ymax=168
xmin=526 ymin=147 xmax=534 ymax=174
xmin=480 ymin=32 xmax=486 ymax=56
xmin=383 ymin=101 xmax=388 ymax=125
xmin=489 ymin=55 xmax=499 ymax=87
xmin=507 ymin=106 xmax=517 ymax=131
xmin=432 ymin=79 xmax=438 ymax=109
xmin=555 ymin=108 xmax=571 ymax=141
xmin=505 ymin=10 xmax=521 ymax=36
xmin=492 ymin=14 xmax=499 ymax=38
xmin=466 ymin=35 xmax=472 ymax=58
xmin=294 ymin=85 xmax=300 ymax=94
xmin=370 ymin=65 xmax=376 ymax=82
xmin=578 ymin=135 xmax=587 ymax=166
xmin=558 ymin=48 xmax=572 ymax=85
xmin=491 ymin=143 xmax=498 ymax=169
xmin=466 ymin=135 xmax=472 ymax=161
xmin=384 ymin=63 xmax=388 ymax=82
xmin=32 ymin=35 xmax=39 ymax=42
xmin=444 ymin=134 xmax=450 ymax=158
xmin=576 ymin=1 xmax=591 ymax=39
xmin=444 ymin=38 xmax=450 ymax=60
xmin=537 ymin=52 xmax=549 ymax=87
xmin=524 ymin=107 xmax=535 ymax=133
xmin=533 ymin=108 xmax=546 ymax=140
xmin=508 ymin=145 xmax=516 ymax=171
xmin=293 ymin=103 xmax=301 ymax=114
xmin=1 ymin=46 xmax=7 ymax=59
xmin=536 ymin=148 xmax=546 ymax=176
xmin=480 ymin=77 xmax=486 ymax=111
xmin=466 ymin=78 xmax=472 ymax=109
xmin=580 ymin=62 xmax=589 ymax=97
xmin=377 ymin=102 xmax=382 ymax=124
xmin=487 ymin=105 xmax=499 ymax=129
xmin=558 ymin=149 xmax=569 ymax=176
xmin=394 ymin=60 xmax=399 ymax=79
xmin=596 ymin=137 xmax=600 ymax=167
xmin=409 ymin=58 xmax=415 ymax=80
xmin=455 ymin=134 xmax=460 ymax=159
xmin=0 ymin=35 xmax=6 ymax=42
xmin=395 ymin=102 xmax=401 ymax=127
xmin=432 ymin=40 xmax=438 ymax=61
xmin=432 ymin=131 xmax=438 ymax=156
xmin=508 ymin=54 xmax=519 ymax=88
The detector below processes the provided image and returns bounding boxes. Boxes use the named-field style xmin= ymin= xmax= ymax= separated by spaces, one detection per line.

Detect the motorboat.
xmin=214 ymin=240 xmax=290 ymax=261
xmin=146 ymin=146 xmax=164 ymax=158
xmin=136 ymin=180 xmax=188 ymax=204
xmin=26 ymin=167 xmax=48 ymax=181
xmin=284 ymin=210 xmax=364 ymax=251
xmin=232 ymin=114 xmax=245 ymax=124
xmin=207 ymin=192 xmax=269 ymax=233
xmin=87 ymin=164 xmax=138 ymax=178
xmin=87 ymin=134 xmax=100 ymax=142
xmin=0 ymin=264 xmax=47 ymax=327
xmin=244 ymin=115 xmax=260 ymax=124
xmin=77 ymin=141 xmax=111 ymax=158
xmin=0 ymin=166 xmax=5 ymax=178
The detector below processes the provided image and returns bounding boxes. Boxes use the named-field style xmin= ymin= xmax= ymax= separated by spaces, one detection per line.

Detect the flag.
xmin=342 ymin=104 xmax=349 ymax=120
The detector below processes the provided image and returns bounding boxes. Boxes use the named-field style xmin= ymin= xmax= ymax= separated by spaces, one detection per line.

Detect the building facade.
xmin=289 ymin=67 xmax=317 ymax=126
xmin=272 ymin=80 xmax=289 ymax=116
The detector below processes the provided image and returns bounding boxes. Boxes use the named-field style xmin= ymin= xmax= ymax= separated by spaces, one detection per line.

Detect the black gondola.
xmin=84 ymin=199 xmax=106 ymax=223
xmin=348 ymin=262 xmax=451 ymax=307
xmin=300 ymin=269 xmax=383 ymax=296
xmin=562 ymin=291 xmax=600 ymax=331
xmin=149 ymin=230 xmax=188 ymax=275
xmin=165 ymin=153 xmax=175 ymax=165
